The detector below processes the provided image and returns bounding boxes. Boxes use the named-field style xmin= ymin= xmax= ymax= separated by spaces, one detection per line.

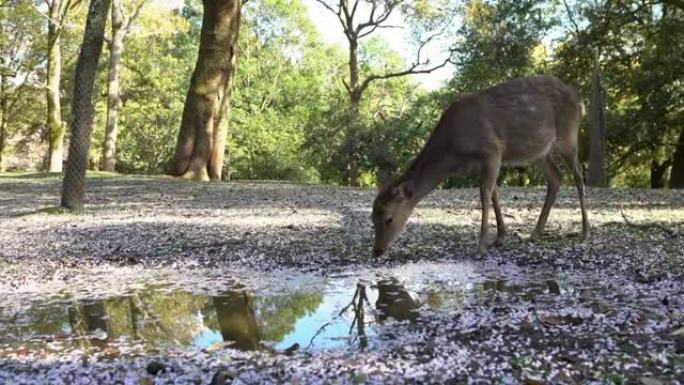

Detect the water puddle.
xmin=0 ymin=262 xmax=575 ymax=356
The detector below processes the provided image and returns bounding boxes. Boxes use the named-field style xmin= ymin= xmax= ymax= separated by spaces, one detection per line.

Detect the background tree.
xmin=43 ymin=0 xmax=83 ymax=172
xmin=91 ymin=2 xmax=192 ymax=174
xmin=671 ymin=126 xmax=684 ymax=187
xmin=587 ymin=51 xmax=608 ymax=187
xmin=0 ymin=0 xmax=45 ymax=172
xmin=61 ymin=0 xmax=111 ymax=210
xmin=554 ymin=0 xmax=684 ymax=188
xmin=167 ymin=0 xmax=242 ymax=181
xmin=228 ymin=0 xmax=342 ymax=181
xmin=101 ymin=0 xmax=146 ymax=172
xmin=314 ymin=0 xmax=457 ymax=185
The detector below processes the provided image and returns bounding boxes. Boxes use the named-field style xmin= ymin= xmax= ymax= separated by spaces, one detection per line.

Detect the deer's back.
xmin=436 ymin=75 xmax=583 ymax=164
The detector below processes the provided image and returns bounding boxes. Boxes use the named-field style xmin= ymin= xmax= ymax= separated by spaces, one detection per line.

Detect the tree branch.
xmin=314 ymin=0 xmax=349 ymax=37
xmin=123 ymin=0 xmax=147 ymax=35
xmin=356 ymin=0 xmax=396 ymax=37
xmin=357 ymin=30 xmax=454 ymax=94
xmin=562 ymin=0 xmax=581 ymax=36
xmin=358 ymin=55 xmax=453 ymax=95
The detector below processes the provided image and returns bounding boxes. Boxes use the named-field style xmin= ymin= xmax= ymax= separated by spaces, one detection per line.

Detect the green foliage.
xmin=450 ymin=0 xmax=554 ymax=93
xmin=228 ymin=0 xmax=344 ymax=182
xmin=257 ymin=292 xmax=323 ymax=342
xmin=553 ymin=0 xmax=684 ymax=187
xmin=1 ymin=0 xmax=682 ymax=188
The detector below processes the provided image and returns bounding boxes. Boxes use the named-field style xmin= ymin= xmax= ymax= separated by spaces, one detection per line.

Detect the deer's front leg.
xmin=478 ymin=161 xmax=500 ymax=254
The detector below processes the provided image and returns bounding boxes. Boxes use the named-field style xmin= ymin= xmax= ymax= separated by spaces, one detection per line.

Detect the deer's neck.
xmin=400 ymin=139 xmax=452 ymax=205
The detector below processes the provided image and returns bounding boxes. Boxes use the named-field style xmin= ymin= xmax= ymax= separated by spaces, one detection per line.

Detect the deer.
xmin=371 ymin=75 xmax=590 ymax=256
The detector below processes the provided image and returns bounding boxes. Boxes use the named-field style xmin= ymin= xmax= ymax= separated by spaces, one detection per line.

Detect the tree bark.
xmin=348 ymin=38 xmax=361 ymax=109
xmin=650 ymin=159 xmax=670 ymax=188
xmin=168 ymin=0 xmax=242 ymax=181
xmin=61 ymin=0 xmax=111 ymax=210
xmin=669 ymin=125 xmax=684 ymax=188
xmin=47 ymin=0 xmax=65 ymax=172
xmin=588 ymin=53 xmax=607 ymax=187
xmin=102 ymin=0 xmax=145 ymax=172
xmin=0 ymin=74 xmax=7 ymax=172
xmin=102 ymin=0 xmax=124 ymax=172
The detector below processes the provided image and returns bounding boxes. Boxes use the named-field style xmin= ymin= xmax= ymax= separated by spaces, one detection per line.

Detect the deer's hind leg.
xmin=559 ymin=149 xmax=590 ymax=241
xmin=530 ymin=155 xmax=562 ymax=240
xmin=492 ymin=187 xmax=506 ymax=246
xmin=478 ymin=157 xmax=501 ymax=253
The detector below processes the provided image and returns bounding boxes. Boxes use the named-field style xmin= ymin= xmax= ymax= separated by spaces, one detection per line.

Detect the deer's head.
xmin=371 ymin=180 xmax=415 ymax=257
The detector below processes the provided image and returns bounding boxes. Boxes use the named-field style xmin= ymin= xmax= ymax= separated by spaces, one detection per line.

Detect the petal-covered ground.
xmin=0 ymin=173 xmax=683 ymax=384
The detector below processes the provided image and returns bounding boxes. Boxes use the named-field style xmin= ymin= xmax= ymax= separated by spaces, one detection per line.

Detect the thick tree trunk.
xmin=650 ymin=159 xmax=670 ymax=188
xmin=213 ymin=291 xmax=261 ymax=351
xmin=0 ymin=75 xmax=7 ymax=172
xmin=670 ymin=126 xmax=684 ymax=188
xmin=47 ymin=0 xmax=65 ymax=173
xmin=168 ymin=0 xmax=242 ymax=181
xmin=588 ymin=56 xmax=607 ymax=187
xmin=61 ymin=0 xmax=111 ymax=210
xmin=102 ymin=0 xmax=124 ymax=172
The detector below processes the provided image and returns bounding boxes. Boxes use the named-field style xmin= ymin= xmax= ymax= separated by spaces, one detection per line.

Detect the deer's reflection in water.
xmin=335 ymin=277 xmax=420 ymax=350
xmin=375 ymin=277 xmax=419 ymax=323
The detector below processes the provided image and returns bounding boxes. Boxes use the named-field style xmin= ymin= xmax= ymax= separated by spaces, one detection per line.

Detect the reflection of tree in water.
xmin=0 ymin=302 xmax=70 ymax=343
xmin=5 ymin=287 xmax=323 ymax=353
xmin=213 ymin=291 xmax=261 ymax=350
xmin=337 ymin=283 xmax=371 ymax=349
xmin=256 ymin=292 xmax=323 ymax=342
xmin=68 ymin=300 xmax=109 ymax=348
xmin=209 ymin=288 xmax=323 ymax=350
xmin=130 ymin=291 xmax=208 ymax=345
xmin=67 ymin=290 xmax=209 ymax=347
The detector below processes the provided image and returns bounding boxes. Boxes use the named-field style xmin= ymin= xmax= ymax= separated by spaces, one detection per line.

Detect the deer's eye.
xmin=385 ymin=217 xmax=393 ymax=225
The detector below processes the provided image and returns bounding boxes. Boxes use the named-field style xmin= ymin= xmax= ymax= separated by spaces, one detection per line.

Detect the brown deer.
xmin=371 ymin=75 xmax=590 ymax=256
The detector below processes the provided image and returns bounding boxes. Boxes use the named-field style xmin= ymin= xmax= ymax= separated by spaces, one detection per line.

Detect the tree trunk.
xmin=47 ymin=0 xmax=65 ymax=173
xmin=588 ymin=53 xmax=607 ymax=187
xmin=208 ymin=48 xmax=237 ymax=181
xmin=348 ymin=38 xmax=360 ymax=109
xmin=650 ymin=159 xmax=670 ymax=188
xmin=61 ymin=0 xmax=111 ymax=210
xmin=345 ymin=37 xmax=362 ymax=187
xmin=670 ymin=126 xmax=684 ymax=188
xmin=168 ymin=0 xmax=242 ymax=181
xmin=213 ymin=291 xmax=261 ymax=351
xmin=0 ymin=74 xmax=7 ymax=172
xmin=102 ymin=0 xmax=124 ymax=172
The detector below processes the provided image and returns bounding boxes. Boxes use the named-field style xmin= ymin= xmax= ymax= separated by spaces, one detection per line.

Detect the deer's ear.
xmin=398 ymin=180 xmax=414 ymax=200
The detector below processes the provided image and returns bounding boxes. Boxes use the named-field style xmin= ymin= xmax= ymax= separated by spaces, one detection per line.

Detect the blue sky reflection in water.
xmin=189 ymin=281 xmax=376 ymax=351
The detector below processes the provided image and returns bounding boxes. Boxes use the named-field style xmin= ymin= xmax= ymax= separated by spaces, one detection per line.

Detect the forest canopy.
xmin=0 ymin=0 xmax=682 ymax=188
